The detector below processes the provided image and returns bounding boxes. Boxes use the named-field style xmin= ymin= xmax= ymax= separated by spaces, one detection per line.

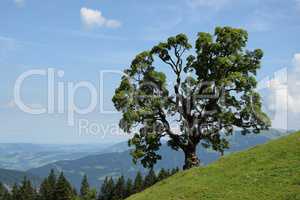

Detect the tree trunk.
xmin=183 ymin=145 xmax=200 ymax=170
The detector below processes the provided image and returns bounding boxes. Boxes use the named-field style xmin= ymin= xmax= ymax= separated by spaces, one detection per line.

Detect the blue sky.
xmin=0 ymin=0 xmax=300 ymax=144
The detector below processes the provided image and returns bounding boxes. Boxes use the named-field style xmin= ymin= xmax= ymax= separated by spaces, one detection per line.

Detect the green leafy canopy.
xmin=112 ymin=26 xmax=271 ymax=169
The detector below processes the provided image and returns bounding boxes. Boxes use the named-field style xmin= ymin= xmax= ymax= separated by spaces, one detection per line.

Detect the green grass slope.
xmin=127 ymin=132 xmax=300 ymax=200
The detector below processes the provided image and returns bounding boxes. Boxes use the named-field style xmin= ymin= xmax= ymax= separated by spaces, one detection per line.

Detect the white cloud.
xmin=287 ymin=54 xmax=300 ymax=108
xmin=287 ymin=54 xmax=300 ymax=113
xmin=14 ymin=0 xmax=25 ymax=7
xmin=265 ymin=53 xmax=300 ymax=129
xmin=105 ymin=19 xmax=122 ymax=28
xmin=292 ymin=53 xmax=300 ymax=71
xmin=80 ymin=7 xmax=121 ymax=29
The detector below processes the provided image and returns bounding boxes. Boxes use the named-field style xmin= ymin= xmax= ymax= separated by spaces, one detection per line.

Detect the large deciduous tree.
xmin=113 ymin=27 xmax=271 ymax=170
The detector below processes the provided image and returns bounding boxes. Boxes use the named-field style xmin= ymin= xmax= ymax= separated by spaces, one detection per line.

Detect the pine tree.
xmin=107 ymin=177 xmax=115 ymax=200
xmin=166 ymin=169 xmax=171 ymax=177
xmin=39 ymin=179 xmax=50 ymax=200
xmin=113 ymin=176 xmax=125 ymax=200
xmin=11 ymin=184 xmax=20 ymax=200
xmin=171 ymin=167 xmax=179 ymax=175
xmin=143 ymin=168 xmax=157 ymax=188
xmin=54 ymin=172 xmax=74 ymax=200
xmin=18 ymin=177 xmax=36 ymax=200
xmin=39 ymin=169 xmax=57 ymax=200
xmin=48 ymin=169 xmax=57 ymax=192
xmin=98 ymin=177 xmax=107 ymax=200
xmin=124 ymin=178 xmax=132 ymax=198
xmin=72 ymin=187 xmax=78 ymax=197
xmin=133 ymin=172 xmax=143 ymax=193
xmin=80 ymin=175 xmax=90 ymax=198
xmin=157 ymin=168 xmax=168 ymax=181
xmin=82 ymin=189 xmax=97 ymax=200
xmin=0 ymin=182 xmax=11 ymax=200
xmin=98 ymin=177 xmax=115 ymax=200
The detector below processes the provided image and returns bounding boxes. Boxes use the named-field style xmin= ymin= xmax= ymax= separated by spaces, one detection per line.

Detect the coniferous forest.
xmin=0 ymin=168 xmax=179 ymax=200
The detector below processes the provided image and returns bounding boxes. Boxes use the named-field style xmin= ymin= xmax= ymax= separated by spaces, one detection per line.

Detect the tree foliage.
xmin=143 ymin=168 xmax=156 ymax=188
xmin=113 ymin=26 xmax=271 ymax=169
xmin=98 ymin=168 xmax=177 ymax=200
xmin=39 ymin=169 xmax=57 ymax=200
xmin=54 ymin=173 xmax=74 ymax=200
xmin=0 ymin=182 xmax=10 ymax=200
xmin=98 ymin=177 xmax=115 ymax=200
xmin=133 ymin=172 xmax=143 ymax=193
xmin=18 ymin=177 xmax=36 ymax=200
xmin=80 ymin=175 xmax=90 ymax=198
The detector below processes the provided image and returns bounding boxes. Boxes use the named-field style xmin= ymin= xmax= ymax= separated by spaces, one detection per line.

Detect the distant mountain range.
xmin=0 ymin=143 xmax=122 ymax=170
xmin=25 ymin=129 xmax=290 ymax=190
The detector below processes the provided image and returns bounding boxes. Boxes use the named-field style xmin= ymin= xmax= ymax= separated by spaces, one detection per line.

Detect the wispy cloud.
xmin=296 ymin=0 xmax=300 ymax=10
xmin=0 ymin=35 xmax=47 ymax=61
xmin=0 ymin=36 xmax=15 ymax=42
xmin=186 ymin=0 xmax=234 ymax=10
xmin=243 ymin=8 xmax=288 ymax=32
xmin=0 ymin=36 xmax=18 ymax=60
xmin=69 ymin=30 xmax=127 ymax=41
xmin=245 ymin=11 xmax=272 ymax=32
xmin=80 ymin=7 xmax=121 ymax=29
xmin=14 ymin=0 xmax=25 ymax=7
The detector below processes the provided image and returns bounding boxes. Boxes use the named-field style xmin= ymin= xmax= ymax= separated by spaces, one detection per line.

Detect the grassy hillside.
xmin=127 ymin=132 xmax=300 ymax=200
